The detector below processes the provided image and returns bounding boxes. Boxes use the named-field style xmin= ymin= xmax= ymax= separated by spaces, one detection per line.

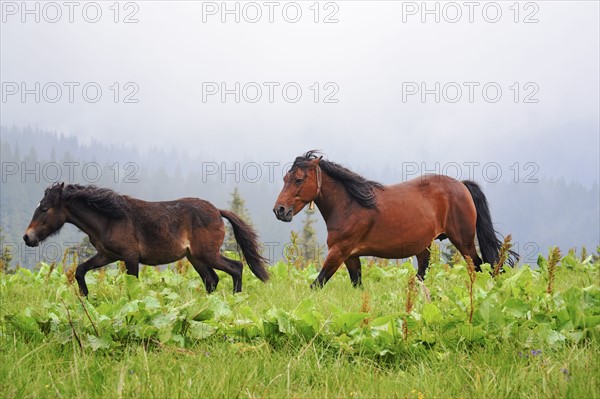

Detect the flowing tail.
xmin=462 ymin=180 xmax=519 ymax=266
xmin=220 ymin=210 xmax=270 ymax=282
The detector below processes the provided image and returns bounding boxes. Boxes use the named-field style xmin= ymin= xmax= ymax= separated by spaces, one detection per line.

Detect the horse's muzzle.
xmin=273 ymin=205 xmax=293 ymax=222
xmin=23 ymin=233 xmax=39 ymax=247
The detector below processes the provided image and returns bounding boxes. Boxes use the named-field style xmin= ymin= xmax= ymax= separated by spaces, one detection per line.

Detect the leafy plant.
xmin=2 ymin=252 xmax=599 ymax=357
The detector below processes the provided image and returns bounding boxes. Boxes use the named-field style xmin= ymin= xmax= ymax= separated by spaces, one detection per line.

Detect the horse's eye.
xmin=40 ymin=207 xmax=49 ymax=212
xmin=295 ymin=179 xmax=303 ymax=184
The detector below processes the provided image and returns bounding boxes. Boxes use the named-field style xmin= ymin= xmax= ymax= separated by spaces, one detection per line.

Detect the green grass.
xmin=1 ymin=254 xmax=599 ymax=398
xmin=2 ymin=331 xmax=597 ymax=398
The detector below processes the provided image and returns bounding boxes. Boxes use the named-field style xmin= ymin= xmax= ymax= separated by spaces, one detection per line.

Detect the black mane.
xmin=291 ymin=151 xmax=384 ymax=208
xmin=48 ymin=183 xmax=129 ymax=218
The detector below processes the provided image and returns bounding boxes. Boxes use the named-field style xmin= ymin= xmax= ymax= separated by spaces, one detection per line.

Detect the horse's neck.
xmin=314 ymin=174 xmax=355 ymax=225
xmin=65 ymin=201 xmax=109 ymax=240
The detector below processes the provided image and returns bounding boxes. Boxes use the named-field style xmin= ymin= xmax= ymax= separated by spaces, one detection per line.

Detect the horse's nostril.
xmin=23 ymin=234 xmax=29 ymax=243
xmin=274 ymin=206 xmax=287 ymax=219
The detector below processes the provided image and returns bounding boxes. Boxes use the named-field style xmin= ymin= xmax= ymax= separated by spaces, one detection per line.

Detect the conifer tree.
xmin=0 ymin=228 xmax=13 ymax=272
xmin=299 ymin=207 xmax=321 ymax=264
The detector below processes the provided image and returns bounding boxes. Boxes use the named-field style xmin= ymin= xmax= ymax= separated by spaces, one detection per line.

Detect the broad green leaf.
xmin=422 ymin=303 xmax=443 ymax=326
xmin=503 ymin=298 xmax=530 ymax=319
xmin=583 ymin=285 xmax=600 ymax=308
xmin=536 ymin=324 xmax=566 ymax=345
xmin=205 ymin=295 xmax=231 ymax=319
xmin=187 ymin=320 xmax=216 ymax=340
xmin=124 ymin=274 xmax=144 ymax=299
xmin=583 ymin=315 xmax=600 ymax=328
xmin=474 ymin=300 xmax=502 ymax=327
xmin=562 ymin=287 xmax=583 ymax=307
xmin=152 ymin=312 xmax=179 ymax=330
xmin=565 ymin=330 xmax=584 ymax=343
xmin=86 ymin=334 xmax=113 ymax=351
xmin=4 ymin=314 xmax=43 ymax=341
xmin=332 ymin=312 xmax=369 ymax=334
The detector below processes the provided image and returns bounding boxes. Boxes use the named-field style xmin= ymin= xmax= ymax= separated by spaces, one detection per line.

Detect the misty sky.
xmin=1 ymin=1 xmax=599 ymax=185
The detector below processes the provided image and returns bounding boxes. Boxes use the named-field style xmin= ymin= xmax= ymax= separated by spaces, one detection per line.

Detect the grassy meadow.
xmin=1 ymin=248 xmax=599 ymax=398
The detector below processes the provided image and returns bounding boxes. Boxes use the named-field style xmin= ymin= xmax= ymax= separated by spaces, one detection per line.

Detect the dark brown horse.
xmin=24 ymin=183 xmax=269 ymax=295
xmin=273 ymin=151 xmax=517 ymax=288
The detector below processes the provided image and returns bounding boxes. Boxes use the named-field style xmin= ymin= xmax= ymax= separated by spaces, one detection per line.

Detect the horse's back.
xmin=127 ymin=197 xmax=221 ymax=225
xmin=379 ymin=174 xmax=465 ymax=206
xmin=359 ymin=174 xmax=474 ymax=257
xmin=121 ymin=197 xmax=228 ymax=246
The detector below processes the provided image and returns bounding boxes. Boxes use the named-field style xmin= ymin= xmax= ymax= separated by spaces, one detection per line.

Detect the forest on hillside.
xmin=1 ymin=126 xmax=598 ymax=268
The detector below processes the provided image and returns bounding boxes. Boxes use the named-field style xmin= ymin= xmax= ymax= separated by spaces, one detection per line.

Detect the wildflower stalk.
xmin=176 ymin=259 xmax=189 ymax=275
xmin=429 ymin=241 xmax=440 ymax=267
xmin=360 ymin=291 xmax=371 ymax=327
xmin=465 ymin=256 xmax=476 ymax=324
xmin=451 ymin=249 xmax=462 ymax=266
xmin=403 ymin=274 xmax=418 ymax=341
xmin=580 ymin=246 xmax=588 ymax=262
xmin=493 ymin=234 xmax=513 ymax=277
xmin=66 ymin=251 xmax=77 ymax=286
xmin=45 ymin=262 xmax=56 ymax=282
xmin=547 ymin=247 xmax=561 ymax=294
xmin=60 ymin=248 xmax=69 ymax=268
xmin=98 ymin=267 xmax=106 ymax=283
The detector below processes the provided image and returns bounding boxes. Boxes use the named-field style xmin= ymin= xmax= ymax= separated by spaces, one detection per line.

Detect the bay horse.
xmin=273 ymin=151 xmax=517 ymax=288
xmin=24 ymin=183 xmax=269 ymax=296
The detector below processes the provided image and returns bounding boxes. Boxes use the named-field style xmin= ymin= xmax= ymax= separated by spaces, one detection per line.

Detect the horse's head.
xmin=273 ymin=154 xmax=322 ymax=222
xmin=23 ymin=183 xmax=68 ymax=247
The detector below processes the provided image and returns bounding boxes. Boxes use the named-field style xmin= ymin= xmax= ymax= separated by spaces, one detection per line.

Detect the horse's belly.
xmin=356 ymin=226 xmax=438 ymax=258
xmin=139 ymin=239 xmax=189 ymax=265
xmin=140 ymin=255 xmax=184 ymax=265
xmin=352 ymin=243 xmax=429 ymax=259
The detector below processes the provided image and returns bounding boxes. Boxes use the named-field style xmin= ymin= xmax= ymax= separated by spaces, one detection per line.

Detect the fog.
xmin=2 ymin=1 xmax=598 ymax=182
xmin=1 ymin=1 xmax=599 ymax=265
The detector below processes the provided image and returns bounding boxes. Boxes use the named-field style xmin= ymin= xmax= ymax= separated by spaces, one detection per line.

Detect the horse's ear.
xmin=60 ymin=182 xmax=64 ymax=189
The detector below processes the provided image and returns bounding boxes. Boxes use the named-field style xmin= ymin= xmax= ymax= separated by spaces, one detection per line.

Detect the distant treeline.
xmin=1 ymin=125 xmax=598 ymax=268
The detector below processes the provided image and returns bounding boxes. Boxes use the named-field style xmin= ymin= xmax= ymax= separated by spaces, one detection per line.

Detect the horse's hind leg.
xmin=189 ymin=233 xmax=242 ymax=293
xmin=345 ymin=256 xmax=362 ymax=287
xmin=416 ymin=247 xmax=431 ymax=281
xmin=212 ymin=255 xmax=243 ymax=293
xmin=194 ymin=251 xmax=243 ymax=293
xmin=447 ymin=228 xmax=483 ymax=272
xmin=186 ymin=254 xmax=220 ymax=293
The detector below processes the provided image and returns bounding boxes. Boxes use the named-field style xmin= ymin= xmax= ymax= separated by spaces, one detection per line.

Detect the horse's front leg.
xmin=75 ymin=253 xmax=112 ymax=296
xmin=416 ymin=247 xmax=431 ymax=281
xmin=124 ymin=259 xmax=139 ymax=277
xmin=344 ymin=256 xmax=362 ymax=287
xmin=310 ymin=246 xmax=350 ymax=289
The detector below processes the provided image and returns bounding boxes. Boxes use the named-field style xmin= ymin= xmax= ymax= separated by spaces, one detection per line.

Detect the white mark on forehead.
xmin=37 ymin=202 xmax=41 ymax=208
